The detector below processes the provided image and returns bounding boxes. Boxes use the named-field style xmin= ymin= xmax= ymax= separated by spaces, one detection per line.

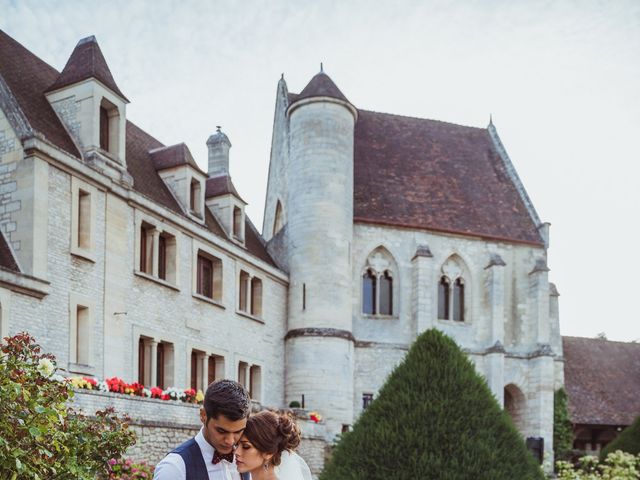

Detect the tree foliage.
xmin=554 ymin=388 xmax=575 ymax=462
xmin=320 ymin=329 xmax=544 ymax=480
xmin=0 ymin=332 xmax=136 ymax=479
xmin=600 ymin=415 xmax=640 ymax=460
xmin=556 ymin=451 xmax=640 ymax=479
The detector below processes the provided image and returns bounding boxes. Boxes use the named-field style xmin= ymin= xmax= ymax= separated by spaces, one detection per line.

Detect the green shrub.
xmin=555 ymin=450 xmax=640 ymax=479
xmin=0 ymin=332 xmax=136 ymax=479
xmin=600 ymin=415 xmax=640 ymax=460
xmin=320 ymin=329 xmax=544 ymax=480
xmin=554 ymin=388 xmax=574 ymax=463
xmin=289 ymin=400 xmax=301 ymax=408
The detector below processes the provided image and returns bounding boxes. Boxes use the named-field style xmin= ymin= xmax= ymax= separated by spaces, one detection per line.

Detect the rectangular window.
xmin=77 ymin=190 xmax=91 ymax=250
xmin=233 ymin=206 xmax=242 ymax=240
xmin=238 ymin=361 xmax=249 ymax=388
xmin=208 ymin=354 xmax=225 ymax=386
xmin=76 ymin=305 xmax=90 ymax=365
xmin=249 ymin=365 xmax=262 ymax=401
xmin=140 ymin=223 xmax=153 ymax=273
xmin=156 ymin=342 xmax=165 ymax=389
xmin=250 ymin=277 xmax=262 ymax=317
xmin=158 ymin=234 xmax=167 ymax=280
xmin=191 ymin=350 xmax=199 ymax=391
xmin=239 ymin=271 xmax=249 ymax=312
xmin=197 ymin=254 xmax=213 ymax=298
xmin=100 ymin=106 xmax=109 ymax=151
xmin=363 ymin=393 xmax=374 ymax=410
xmin=138 ymin=338 xmax=146 ymax=385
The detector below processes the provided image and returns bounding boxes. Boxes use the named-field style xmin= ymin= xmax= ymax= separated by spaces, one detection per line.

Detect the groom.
xmin=153 ymin=379 xmax=251 ymax=480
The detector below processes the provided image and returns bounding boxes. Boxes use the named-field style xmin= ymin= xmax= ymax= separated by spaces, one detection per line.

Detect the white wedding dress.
xmin=274 ymin=450 xmax=313 ymax=480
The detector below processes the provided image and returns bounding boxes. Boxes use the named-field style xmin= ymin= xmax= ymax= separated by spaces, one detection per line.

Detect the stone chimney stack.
xmin=206 ymin=127 xmax=232 ymax=177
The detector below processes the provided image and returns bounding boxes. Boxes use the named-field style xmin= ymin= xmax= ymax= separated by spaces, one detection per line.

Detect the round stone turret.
xmin=284 ymin=71 xmax=357 ymax=436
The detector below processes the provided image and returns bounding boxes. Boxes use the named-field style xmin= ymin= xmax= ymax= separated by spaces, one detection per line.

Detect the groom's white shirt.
xmin=153 ymin=427 xmax=242 ymax=480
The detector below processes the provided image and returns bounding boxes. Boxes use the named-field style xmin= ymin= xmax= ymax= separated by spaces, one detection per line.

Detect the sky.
xmin=2 ymin=0 xmax=639 ymax=341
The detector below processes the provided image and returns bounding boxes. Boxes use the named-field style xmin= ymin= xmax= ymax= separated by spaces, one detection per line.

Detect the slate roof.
xmin=149 ymin=143 xmax=206 ymax=175
xmin=0 ymin=30 xmax=274 ymax=266
xmin=0 ymin=233 xmax=20 ymax=272
xmin=46 ymin=36 xmax=128 ymax=101
xmin=294 ymin=72 xmax=350 ymax=104
xmin=563 ymin=336 xmax=640 ymax=426
xmin=288 ymin=82 xmax=544 ymax=246
xmin=353 ymin=111 xmax=543 ymax=245
xmin=0 ymin=30 xmax=80 ymax=157
xmin=205 ymin=175 xmax=245 ymax=203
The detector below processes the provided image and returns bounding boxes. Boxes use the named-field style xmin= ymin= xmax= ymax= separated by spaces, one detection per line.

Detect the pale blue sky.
xmin=2 ymin=0 xmax=639 ymax=341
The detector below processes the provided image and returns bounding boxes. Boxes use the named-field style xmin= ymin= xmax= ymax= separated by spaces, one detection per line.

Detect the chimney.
xmin=207 ymin=126 xmax=232 ymax=177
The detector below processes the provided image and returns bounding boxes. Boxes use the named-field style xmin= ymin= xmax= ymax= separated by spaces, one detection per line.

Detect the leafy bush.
xmin=600 ymin=415 xmax=640 ymax=460
xmin=0 ymin=332 xmax=136 ymax=479
xmin=555 ymin=450 xmax=640 ymax=479
xmin=554 ymin=388 xmax=574 ymax=463
xmin=320 ymin=329 xmax=544 ymax=480
xmin=107 ymin=457 xmax=154 ymax=479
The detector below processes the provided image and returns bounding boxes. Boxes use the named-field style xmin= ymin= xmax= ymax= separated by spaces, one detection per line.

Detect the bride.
xmin=234 ymin=410 xmax=312 ymax=480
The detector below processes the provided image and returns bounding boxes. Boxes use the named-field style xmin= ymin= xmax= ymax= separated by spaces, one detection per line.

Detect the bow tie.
xmin=212 ymin=450 xmax=235 ymax=464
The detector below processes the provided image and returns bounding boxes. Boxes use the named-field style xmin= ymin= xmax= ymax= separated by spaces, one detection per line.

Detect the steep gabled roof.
xmin=0 ymin=30 xmax=80 ymax=157
xmin=353 ymin=110 xmax=544 ymax=245
xmin=46 ymin=36 xmax=128 ymax=101
xmin=563 ymin=336 xmax=640 ymax=426
xmin=295 ymin=72 xmax=350 ymax=104
xmin=205 ymin=175 xmax=246 ymax=203
xmin=149 ymin=143 xmax=206 ymax=175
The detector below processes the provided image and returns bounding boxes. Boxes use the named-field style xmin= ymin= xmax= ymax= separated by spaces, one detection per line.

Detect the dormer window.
xmin=233 ymin=206 xmax=243 ymax=240
xmin=190 ymin=178 xmax=202 ymax=217
xmin=99 ymin=106 xmax=109 ymax=151
xmin=99 ymin=98 xmax=120 ymax=158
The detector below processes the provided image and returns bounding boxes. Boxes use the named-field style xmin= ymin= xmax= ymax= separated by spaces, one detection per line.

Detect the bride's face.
xmin=235 ymin=436 xmax=272 ymax=473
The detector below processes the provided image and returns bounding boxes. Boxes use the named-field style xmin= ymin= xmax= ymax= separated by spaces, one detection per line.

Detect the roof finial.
xmin=281 ymin=73 xmax=284 ymax=80
xmin=489 ymin=113 xmax=493 ymax=126
xmin=320 ymin=62 xmax=323 ymax=73
xmin=216 ymin=125 xmax=221 ymax=133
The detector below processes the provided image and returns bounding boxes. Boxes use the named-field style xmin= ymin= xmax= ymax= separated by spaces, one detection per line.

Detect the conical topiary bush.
xmin=600 ymin=415 xmax=640 ymax=460
xmin=320 ymin=329 xmax=544 ymax=480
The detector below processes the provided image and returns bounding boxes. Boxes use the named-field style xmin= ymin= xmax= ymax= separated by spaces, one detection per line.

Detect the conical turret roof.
xmin=296 ymin=71 xmax=350 ymax=104
xmin=47 ymin=35 xmax=128 ymax=101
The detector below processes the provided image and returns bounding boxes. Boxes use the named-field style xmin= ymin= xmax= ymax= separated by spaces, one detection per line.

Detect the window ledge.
xmin=236 ymin=310 xmax=265 ymax=324
xmin=68 ymin=362 xmax=96 ymax=376
xmin=70 ymin=247 xmax=96 ymax=263
xmin=192 ymin=293 xmax=225 ymax=309
xmin=437 ymin=318 xmax=471 ymax=326
xmin=362 ymin=314 xmax=398 ymax=320
xmin=134 ymin=270 xmax=180 ymax=291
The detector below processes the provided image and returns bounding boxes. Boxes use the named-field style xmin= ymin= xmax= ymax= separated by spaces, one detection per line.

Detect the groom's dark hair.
xmin=204 ymin=379 xmax=251 ymax=421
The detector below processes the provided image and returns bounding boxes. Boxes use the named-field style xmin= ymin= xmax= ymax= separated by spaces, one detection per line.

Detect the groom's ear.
xmin=200 ymin=407 xmax=207 ymax=425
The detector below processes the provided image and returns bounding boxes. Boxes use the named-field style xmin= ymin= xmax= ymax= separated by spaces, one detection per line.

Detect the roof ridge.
xmin=563 ymin=335 xmax=639 ymax=345
xmin=358 ymin=108 xmax=487 ymax=131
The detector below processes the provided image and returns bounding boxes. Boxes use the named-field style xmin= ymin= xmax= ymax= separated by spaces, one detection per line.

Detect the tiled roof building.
xmin=0 ymin=30 xmax=576 ymax=471
xmin=563 ymin=336 xmax=640 ymax=453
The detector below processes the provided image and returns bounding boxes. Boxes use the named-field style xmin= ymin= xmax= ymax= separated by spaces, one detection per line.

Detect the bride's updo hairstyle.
xmin=243 ymin=410 xmax=301 ymax=466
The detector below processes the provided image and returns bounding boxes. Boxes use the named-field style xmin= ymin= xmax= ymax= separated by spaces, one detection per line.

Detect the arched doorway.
xmin=504 ymin=383 xmax=527 ymax=434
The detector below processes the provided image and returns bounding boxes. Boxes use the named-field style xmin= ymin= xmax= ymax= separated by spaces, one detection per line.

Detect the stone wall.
xmin=72 ymin=390 xmax=327 ymax=477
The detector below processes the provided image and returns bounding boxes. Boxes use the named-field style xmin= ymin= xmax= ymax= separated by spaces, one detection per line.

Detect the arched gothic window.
xmin=361 ymin=248 xmax=397 ymax=316
xmin=453 ymin=278 xmax=464 ymax=322
xmin=379 ymin=271 xmax=393 ymax=315
xmin=362 ymin=269 xmax=376 ymax=315
xmin=437 ymin=256 xmax=467 ymax=322
xmin=438 ymin=277 xmax=450 ymax=320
